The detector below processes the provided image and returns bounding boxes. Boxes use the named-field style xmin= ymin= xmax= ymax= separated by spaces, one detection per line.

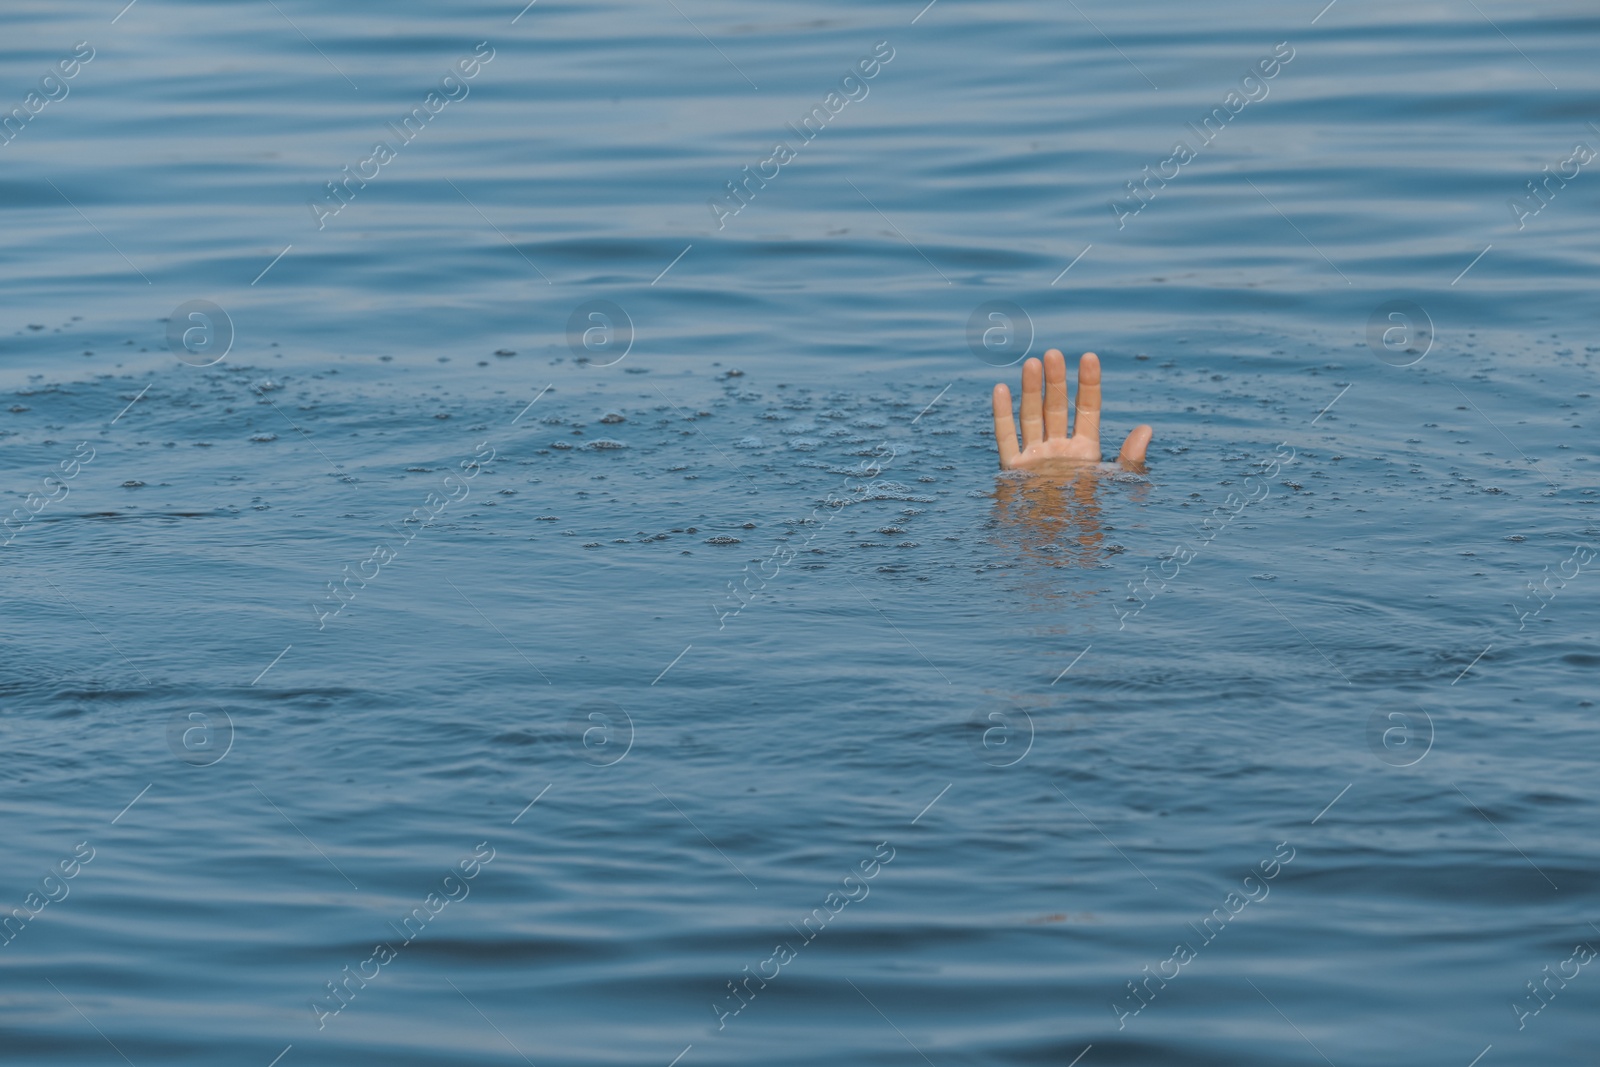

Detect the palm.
xmin=992 ymin=350 xmax=1151 ymax=471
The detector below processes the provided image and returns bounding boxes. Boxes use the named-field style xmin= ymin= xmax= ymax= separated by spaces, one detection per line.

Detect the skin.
xmin=992 ymin=349 xmax=1152 ymax=471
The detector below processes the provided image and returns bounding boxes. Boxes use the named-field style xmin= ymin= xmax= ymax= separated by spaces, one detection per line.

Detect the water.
xmin=3 ymin=1 xmax=1598 ymax=1064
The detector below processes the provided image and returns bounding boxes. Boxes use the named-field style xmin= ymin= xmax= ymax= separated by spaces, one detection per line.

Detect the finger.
xmin=1073 ymin=352 xmax=1101 ymax=444
xmin=1042 ymin=348 xmax=1069 ymax=440
xmin=1019 ymin=357 xmax=1044 ymax=448
xmin=992 ymin=383 xmax=1021 ymax=468
xmin=1117 ymin=424 xmax=1153 ymax=469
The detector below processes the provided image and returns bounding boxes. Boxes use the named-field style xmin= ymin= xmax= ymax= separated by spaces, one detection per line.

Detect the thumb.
xmin=1117 ymin=425 xmax=1153 ymax=469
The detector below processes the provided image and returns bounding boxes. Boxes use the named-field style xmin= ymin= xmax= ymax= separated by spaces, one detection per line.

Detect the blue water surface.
xmin=2 ymin=1 xmax=1598 ymax=1065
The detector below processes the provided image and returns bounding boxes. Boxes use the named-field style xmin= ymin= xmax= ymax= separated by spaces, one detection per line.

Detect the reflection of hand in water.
xmin=992 ymin=350 xmax=1152 ymax=472
xmin=992 ymin=463 xmax=1118 ymax=568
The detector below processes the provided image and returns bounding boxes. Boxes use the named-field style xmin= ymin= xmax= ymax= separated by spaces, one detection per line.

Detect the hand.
xmin=992 ymin=349 xmax=1152 ymax=471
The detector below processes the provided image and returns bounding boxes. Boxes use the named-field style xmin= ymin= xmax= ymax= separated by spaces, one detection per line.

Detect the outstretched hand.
xmin=992 ymin=349 xmax=1152 ymax=471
